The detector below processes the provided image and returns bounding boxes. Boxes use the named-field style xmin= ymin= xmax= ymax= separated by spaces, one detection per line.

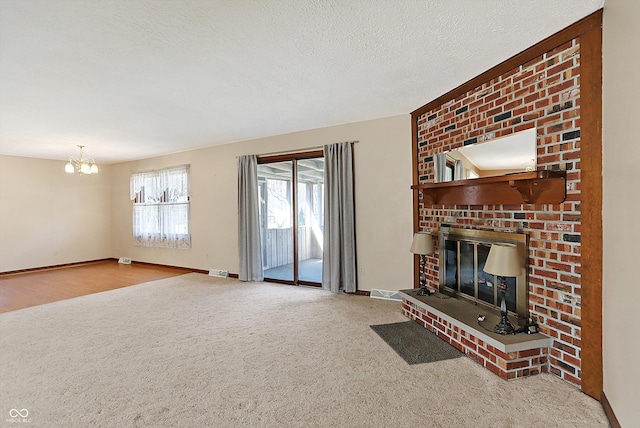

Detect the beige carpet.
xmin=0 ymin=273 xmax=607 ymax=427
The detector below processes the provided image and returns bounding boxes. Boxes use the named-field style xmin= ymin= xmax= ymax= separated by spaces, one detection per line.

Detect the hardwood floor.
xmin=0 ymin=260 xmax=194 ymax=313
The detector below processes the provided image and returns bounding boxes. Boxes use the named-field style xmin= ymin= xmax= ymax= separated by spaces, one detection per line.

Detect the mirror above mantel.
xmin=415 ymin=126 xmax=566 ymax=206
xmin=434 ymin=127 xmax=537 ymax=183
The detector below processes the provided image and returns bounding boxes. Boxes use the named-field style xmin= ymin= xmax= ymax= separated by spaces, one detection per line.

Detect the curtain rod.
xmin=236 ymin=141 xmax=359 ymax=159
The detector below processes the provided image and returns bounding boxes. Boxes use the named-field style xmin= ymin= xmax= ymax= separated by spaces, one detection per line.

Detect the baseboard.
xmin=348 ymin=290 xmax=371 ymax=296
xmin=0 ymin=258 xmax=239 ymax=279
xmin=0 ymin=258 xmax=114 ymax=276
xmin=120 ymin=261 xmax=239 ymax=278
xmin=126 ymin=259 xmax=197 ymax=273
xmin=601 ymin=391 xmax=621 ymax=428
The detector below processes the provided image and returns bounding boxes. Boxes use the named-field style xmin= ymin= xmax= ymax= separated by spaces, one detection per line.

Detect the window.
xmin=130 ymin=165 xmax=190 ymax=249
xmin=445 ymin=160 xmax=454 ymax=182
xmin=264 ymin=178 xmax=292 ymax=229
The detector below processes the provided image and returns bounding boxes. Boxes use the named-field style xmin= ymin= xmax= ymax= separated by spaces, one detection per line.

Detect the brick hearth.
xmin=401 ymin=290 xmax=551 ymax=380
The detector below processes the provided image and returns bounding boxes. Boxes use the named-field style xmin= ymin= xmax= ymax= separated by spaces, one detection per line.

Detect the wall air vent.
xmin=370 ymin=289 xmax=403 ymax=301
xmin=208 ymin=269 xmax=229 ymax=278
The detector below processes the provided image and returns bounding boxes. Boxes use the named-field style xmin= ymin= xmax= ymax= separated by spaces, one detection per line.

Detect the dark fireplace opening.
xmin=439 ymin=227 xmax=529 ymax=325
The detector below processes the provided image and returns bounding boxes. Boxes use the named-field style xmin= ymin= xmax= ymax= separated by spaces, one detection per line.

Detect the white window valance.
xmin=130 ymin=165 xmax=190 ymax=203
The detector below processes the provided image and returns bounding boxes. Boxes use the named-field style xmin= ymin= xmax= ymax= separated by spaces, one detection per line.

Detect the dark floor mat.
xmin=370 ymin=320 xmax=463 ymax=365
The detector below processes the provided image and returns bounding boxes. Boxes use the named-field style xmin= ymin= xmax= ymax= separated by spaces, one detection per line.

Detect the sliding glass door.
xmin=258 ymin=161 xmax=294 ymax=281
xmin=296 ymin=158 xmax=324 ymax=283
xmin=257 ymin=153 xmax=324 ymax=285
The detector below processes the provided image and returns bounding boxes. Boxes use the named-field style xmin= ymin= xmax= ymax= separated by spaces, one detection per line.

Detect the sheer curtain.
xmin=322 ymin=142 xmax=356 ymax=293
xmin=238 ymin=155 xmax=264 ymax=281
xmin=130 ymin=165 xmax=191 ymax=249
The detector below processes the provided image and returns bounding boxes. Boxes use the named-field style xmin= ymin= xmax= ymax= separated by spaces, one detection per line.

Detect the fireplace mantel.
xmin=412 ymin=170 xmax=566 ymax=205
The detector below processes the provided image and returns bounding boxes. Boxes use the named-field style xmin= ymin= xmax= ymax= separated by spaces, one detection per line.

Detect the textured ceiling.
xmin=0 ymin=0 xmax=604 ymax=164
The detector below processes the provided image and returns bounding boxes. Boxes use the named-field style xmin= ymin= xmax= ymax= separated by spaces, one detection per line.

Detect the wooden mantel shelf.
xmin=412 ymin=170 xmax=566 ymax=206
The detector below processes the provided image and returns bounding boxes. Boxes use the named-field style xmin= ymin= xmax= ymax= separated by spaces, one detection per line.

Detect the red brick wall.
xmin=415 ymin=39 xmax=583 ymax=387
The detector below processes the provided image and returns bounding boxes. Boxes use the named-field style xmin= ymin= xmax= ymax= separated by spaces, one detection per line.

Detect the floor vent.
xmin=370 ymin=289 xmax=402 ymax=301
xmin=208 ymin=269 xmax=229 ymax=278
xmin=118 ymin=257 xmax=132 ymax=265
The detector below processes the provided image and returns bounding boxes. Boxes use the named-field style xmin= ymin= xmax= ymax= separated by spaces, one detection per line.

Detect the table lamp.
xmin=410 ymin=232 xmax=435 ymax=296
xmin=483 ymin=243 xmax=522 ymax=335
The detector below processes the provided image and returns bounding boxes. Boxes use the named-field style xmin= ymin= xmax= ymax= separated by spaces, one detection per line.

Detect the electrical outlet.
xmin=358 ymin=267 xmax=365 ymax=275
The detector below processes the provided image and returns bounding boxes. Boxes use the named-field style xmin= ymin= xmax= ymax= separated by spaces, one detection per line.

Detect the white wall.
xmin=0 ymin=155 xmax=112 ymax=272
xmin=602 ymin=0 xmax=640 ymax=426
xmin=110 ymin=115 xmax=413 ymax=292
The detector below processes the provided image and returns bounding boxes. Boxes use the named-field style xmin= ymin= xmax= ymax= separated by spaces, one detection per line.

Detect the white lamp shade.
xmin=484 ymin=243 xmax=522 ymax=276
xmin=90 ymin=164 xmax=99 ymax=174
xmin=410 ymin=232 xmax=434 ymax=255
xmin=65 ymin=163 xmax=74 ymax=173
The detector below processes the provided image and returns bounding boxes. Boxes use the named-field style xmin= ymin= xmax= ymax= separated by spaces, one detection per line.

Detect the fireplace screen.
xmin=440 ymin=228 xmax=528 ymax=323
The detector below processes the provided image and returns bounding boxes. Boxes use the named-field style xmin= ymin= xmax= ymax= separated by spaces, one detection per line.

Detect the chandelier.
xmin=64 ymin=145 xmax=98 ymax=175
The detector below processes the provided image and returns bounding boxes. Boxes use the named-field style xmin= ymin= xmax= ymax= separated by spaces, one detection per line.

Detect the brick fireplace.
xmin=408 ymin=32 xmax=590 ymax=388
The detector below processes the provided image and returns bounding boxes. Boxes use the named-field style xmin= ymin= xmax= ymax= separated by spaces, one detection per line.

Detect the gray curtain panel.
xmin=237 ymin=155 xmax=264 ymax=281
xmin=322 ymin=142 xmax=356 ymax=293
xmin=454 ymin=159 xmax=463 ymax=180
xmin=433 ymin=152 xmax=447 ymax=182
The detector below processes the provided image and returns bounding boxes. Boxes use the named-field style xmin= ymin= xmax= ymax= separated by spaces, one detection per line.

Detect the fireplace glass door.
xmin=441 ymin=228 xmax=525 ymax=319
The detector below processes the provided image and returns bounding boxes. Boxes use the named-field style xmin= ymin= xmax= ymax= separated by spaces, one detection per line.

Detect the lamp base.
xmin=416 ymin=287 xmax=432 ymax=296
xmin=494 ymin=315 xmax=516 ymax=335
